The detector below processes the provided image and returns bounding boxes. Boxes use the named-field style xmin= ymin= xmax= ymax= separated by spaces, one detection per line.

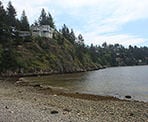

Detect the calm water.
xmin=27 ymin=65 xmax=148 ymax=102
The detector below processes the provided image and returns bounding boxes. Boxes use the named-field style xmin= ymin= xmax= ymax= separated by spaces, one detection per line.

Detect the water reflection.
xmin=27 ymin=65 xmax=148 ymax=102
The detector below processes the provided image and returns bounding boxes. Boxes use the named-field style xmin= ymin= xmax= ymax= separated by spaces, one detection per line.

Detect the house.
xmin=10 ymin=26 xmax=31 ymax=38
xmin=18 ymin=31 xmax=31 ymax=38
xmin=31 ymin=25 xmax=54 ymax=38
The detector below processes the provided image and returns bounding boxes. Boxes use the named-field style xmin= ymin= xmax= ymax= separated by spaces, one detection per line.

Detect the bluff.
xmin=0 ymin=36 xmax=101 ymax=76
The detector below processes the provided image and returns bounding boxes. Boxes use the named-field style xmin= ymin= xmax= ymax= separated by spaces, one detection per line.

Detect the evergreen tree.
xmin=38 ymin=8 xmax=55 ymax=28
xmin=0 ymin=1 xmax=10 ymax=44
xmin=0 ymin=1 xmax=6 ymax=23
xmin=69 ymin=29 xmax=76 ymax=44
xmin=77 ymin=34 xmax=84 ymax=45
xmin=0 ymin=48 xmax=17 ymax=72
xmin=20 ymin=10 xmax=30 ymax=31
xmin=61 ymin=25 xmax=76 ymax=44
xmin=47 ymin=12 xmax=55 ymax=28
xmin=15 ymin=18 xmax=21 ymax=30
xmin=61 ymin=24 xmax=69 ymax=39
xmin=6 ymin=1 xmax=17 ymax=27
xmin=39 ymin=8 xmax=47 ymax=25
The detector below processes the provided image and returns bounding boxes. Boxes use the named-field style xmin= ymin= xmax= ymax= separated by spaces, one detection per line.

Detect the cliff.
xmin=0 ymin=37 xmax=101 ymax=76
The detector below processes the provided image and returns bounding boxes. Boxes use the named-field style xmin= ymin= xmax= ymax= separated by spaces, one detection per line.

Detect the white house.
xmin=31 ymin=25 xmax=54 ymax=38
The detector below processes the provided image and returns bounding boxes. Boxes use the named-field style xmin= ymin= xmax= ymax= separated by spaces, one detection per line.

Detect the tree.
xmin=47 ymin=12 xmax=55 ymax=28
xmin=6 ymin=1 xmax=17 ymax=27
xmin=61 ymin=24 xmax=76 ymax=44
xmin=77 ymin=34 xmax=84 ymax=45
xmin=69 ymin=29 xmax=76 ymax=44
xmin=102 ymin=42 xmax=107 ymax=48
xmin=0 ymin=1 xmax=7 ymax=40
xmin=61 ymin=24 xmax=69 ymax=37
xmin=0 ymin=1 xmax=6 ymax=23
xmin=0 ymin=1 xmax=12 ymax=44
xmin=38 ymin=8 xmax=55 ymax=28
xmin=20 ymin=10 xmax=30 ymax=31
xmin=0 ymin=47 xmax=18 ymax=72
xmin=39 ymin=8 xmax=47 ymax=25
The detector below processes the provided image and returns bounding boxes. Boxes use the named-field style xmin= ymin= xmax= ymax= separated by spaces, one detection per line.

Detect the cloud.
xmin=3 ymin=0 xmax=148 ymax=46
xmin=84 ymin=32 xmax=146 ymax=47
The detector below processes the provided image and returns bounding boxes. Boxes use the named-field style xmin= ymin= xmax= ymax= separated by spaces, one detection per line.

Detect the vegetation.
xmin=0 ymin=1 xmax=148 ymax=76
xmin=20 ymin=10 xmax=30 ymax=31
xmin=35 ymin=8 xmax=55 ymax=28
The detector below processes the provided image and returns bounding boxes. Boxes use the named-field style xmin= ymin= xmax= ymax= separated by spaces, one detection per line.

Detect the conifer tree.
xmin=20 ymin=10 xmax=30 ymax=31
xmin=69 ymin=29 xmax=76 ymax=44
xmin=77 ymin=34 xmax=84 ymax=45
xmin=0 ymin=1 xmax=6 ymax=23
xmin=38 ymin=8 xmax=55 ymax=28
xmin=39 ymin=8 xmax=47 ymax=25
xmin=6 ymin=1 xmax=17 ymax=27
xmin=61 ymin=24 xmax=77 ymax=43
xmin=0 ymin=1 xmax=9 ymax=44
xmin=47 ymin=12 xmax=55 ymax=28
xmin=62 ymin=24 xmax=69 ymax=38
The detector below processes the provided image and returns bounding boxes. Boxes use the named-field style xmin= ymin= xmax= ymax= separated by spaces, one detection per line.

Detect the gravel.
xmin=0 ymin=79 xmax=147 ymax=122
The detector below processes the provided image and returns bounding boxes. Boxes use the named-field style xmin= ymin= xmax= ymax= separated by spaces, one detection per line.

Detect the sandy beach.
xmin=0 ymin=78 xmax=147 ymax=122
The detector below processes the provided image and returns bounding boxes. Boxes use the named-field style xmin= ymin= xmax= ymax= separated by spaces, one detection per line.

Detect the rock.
xmin=15 ymin=78 xmax=29 ymax=86
xmin=34 ymin=98 xmax=37 ymax=101
xmin=63 ymin=108 xmax=71 ymax=112
xmin=75 ymin=92 xmax=79 ymax=94
xmin=129 ymin=113 xmax=134 ymax=116
xmin=39 ymin=85 xmax=52 ymax=92
xmin=5 ymin=106 xmax=8 ymax=109
xmin=18 ymin=90 xmax=22 ymax=93
xmin=125 ymin=95 xmax=132 ymax=99
xmin=51 ymin=110 xmax=59 ymax=114
xmin=32 ymin=84 xmax=41 ymax=88
xmin=9 ymin=110 xmax=14 ymax=113
xmin=19 ymin=78 xmax=25 ymax=81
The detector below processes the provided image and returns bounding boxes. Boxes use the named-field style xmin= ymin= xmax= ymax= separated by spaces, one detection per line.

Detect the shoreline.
xmin=0 ymin=79 xmax=148 ymax=121
xmin=0 ymin=66 xmax=107 ymax=77
xmin=15 ymin=77 xmax=148 ymax=103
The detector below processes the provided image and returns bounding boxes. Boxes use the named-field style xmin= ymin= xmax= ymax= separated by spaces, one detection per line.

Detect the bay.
xmin=26 ymin=65 xmax=148 ymax=102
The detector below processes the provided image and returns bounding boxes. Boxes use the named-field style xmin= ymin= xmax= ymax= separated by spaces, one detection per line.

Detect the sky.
xmin=2 ymin=0 xmax=148 ymax=47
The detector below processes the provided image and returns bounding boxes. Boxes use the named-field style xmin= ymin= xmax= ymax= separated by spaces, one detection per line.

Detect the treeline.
xmin=88 ymin=43 xmax=148 ymax=66
xmin=0 ymin=1 xmax=148 ymax=75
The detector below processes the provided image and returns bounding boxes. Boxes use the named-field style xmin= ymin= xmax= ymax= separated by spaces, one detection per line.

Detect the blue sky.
xmin=3 ymin=0 xmax=148 ymax=47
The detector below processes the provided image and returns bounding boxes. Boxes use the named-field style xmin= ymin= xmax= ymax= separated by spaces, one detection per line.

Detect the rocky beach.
xmin=0 ymin=78 xmax=147 ymax=122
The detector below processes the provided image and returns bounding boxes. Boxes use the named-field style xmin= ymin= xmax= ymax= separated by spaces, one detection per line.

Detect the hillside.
xmin=0 ymin=36 xmax=101 ymax=76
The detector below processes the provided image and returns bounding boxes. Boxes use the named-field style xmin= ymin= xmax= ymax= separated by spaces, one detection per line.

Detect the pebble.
xmin=51 ymin=110 xmax=59 ymax=114
xmin=125 ymin=95 xmax=132 ymax=99
xmin=5 ymin=106 xmax=8 ymax=109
